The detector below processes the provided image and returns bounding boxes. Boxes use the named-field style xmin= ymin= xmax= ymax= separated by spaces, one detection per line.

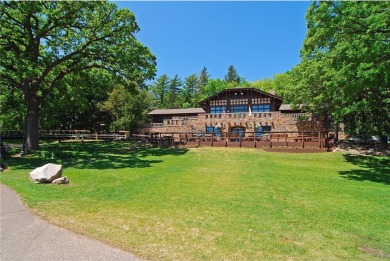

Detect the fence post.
xmin=318 ymin=131 xmax=321 ymax=148
xmin=285 ymin=131 xmax=287 ymax=147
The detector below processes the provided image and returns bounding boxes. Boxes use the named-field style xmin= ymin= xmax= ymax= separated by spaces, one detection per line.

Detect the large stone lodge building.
xmin=141 ymin=87 xmax=326 ymax=141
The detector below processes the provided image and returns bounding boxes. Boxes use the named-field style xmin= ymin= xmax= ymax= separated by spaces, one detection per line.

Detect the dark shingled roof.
xmin=148 ymin=108 xmax=205 ymax=115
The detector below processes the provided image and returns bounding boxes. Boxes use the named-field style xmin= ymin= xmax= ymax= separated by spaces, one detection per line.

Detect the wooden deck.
xmin=150 ymin=131 xmax=328 ymax=149
xmin=2 ymin=130 xmax=329 ymax=149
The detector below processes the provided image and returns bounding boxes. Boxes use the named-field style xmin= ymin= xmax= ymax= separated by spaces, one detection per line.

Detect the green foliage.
xmin=252 ymin=73 xmax=294 ymax=100
xmin=99 ymin=84 xmax=153 ymax=132
xmin=39 ymin=69 xmax=115 ymax=131
xmin=0 ymin=1 xmax=156 ymax=149
xmin=0 ymin=84 xmax=25 ymax=130
xmin=292 ymin=1 xmax=390 ymax=136
xmin=201 ymin=78 xmax=228 ymax=100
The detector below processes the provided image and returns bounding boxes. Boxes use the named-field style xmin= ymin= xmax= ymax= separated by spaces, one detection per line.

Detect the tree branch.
xmin=1 ymin=4 xmax=25 ymax=29
xmin=39 ymin=63 xmax=107 ymax=102
xmin=36 ymin=27 xmax=122 ymax=86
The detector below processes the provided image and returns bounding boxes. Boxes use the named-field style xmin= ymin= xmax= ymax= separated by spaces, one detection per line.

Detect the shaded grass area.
xmin=340 ymin=154 xmax=390 ymax=185
xmin=7 ymin=141 xmax=188 ymax=170
xmin=1 ymin=143 xmax=389 ymax=260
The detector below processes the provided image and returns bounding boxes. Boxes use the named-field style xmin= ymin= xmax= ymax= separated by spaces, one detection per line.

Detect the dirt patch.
xmin=335 ymin=142 xmax=390 ymax=156
xmin=358 ymin=246 xmax=390 ymax=258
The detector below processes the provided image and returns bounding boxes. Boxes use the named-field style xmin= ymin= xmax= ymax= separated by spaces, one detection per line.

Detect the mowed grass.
xmin=1 ymin=142 xmax=389 ymax=260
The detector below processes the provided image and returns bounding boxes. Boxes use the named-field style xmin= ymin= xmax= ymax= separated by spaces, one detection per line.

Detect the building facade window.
xmin=230 ymin=98 xmax=248 ymax=105
xmin=205 ymin=126 xmax=222 ymax=136
xmin=252 ymin=98 xmax=271 ymax=104
xmin=252 ymin=104 xmax=270 ymax=112
xmin=231 ymin=127 xmax=245 ymax=137
xmin=210 ymin=100 xmax=227 ymax=106
xmin=210 ymin=106 xmax=226 ymax=114
xmin=231 ymin=105 xmax=247 ymax=113
xmin=255 ymin=126 xmax=271 ymax=137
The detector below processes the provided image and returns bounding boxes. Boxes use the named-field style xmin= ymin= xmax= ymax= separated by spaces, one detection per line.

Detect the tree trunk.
xmin=24 ymin=93 xmax=40 ymax=151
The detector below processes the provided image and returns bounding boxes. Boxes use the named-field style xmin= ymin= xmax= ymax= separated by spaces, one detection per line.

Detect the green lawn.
xmin=1 ymin=142 xmax=389 ymax=260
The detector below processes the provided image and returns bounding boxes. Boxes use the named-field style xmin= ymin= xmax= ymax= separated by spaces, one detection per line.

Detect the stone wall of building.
xmin=140 ymin=112 xmax=325 ymax=137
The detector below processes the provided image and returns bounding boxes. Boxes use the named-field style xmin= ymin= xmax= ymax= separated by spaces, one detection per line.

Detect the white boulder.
xmin=52 ymin=176 xmax=69 ymax=184
xmin=29 ymin=163 xmax=63 ymax=184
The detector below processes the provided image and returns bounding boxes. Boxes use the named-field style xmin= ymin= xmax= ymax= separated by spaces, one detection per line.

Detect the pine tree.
xmin=183 ymin=74 xmax=199 ymax=106
xmin=199 ymin=66 xmax=210 ymax=90
xmin=224 ymin=65 xmax=240 ymax=84
xmin=150 ymin=74 xmax=170 ymax=108
xmin=168 ymin=75 xmax=182 ymax=108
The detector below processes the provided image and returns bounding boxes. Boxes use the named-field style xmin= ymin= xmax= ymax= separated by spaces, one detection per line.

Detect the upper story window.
xmin=210 ymin=100 xmax=227 ymax=106
xmin=211 ymin=106 xmax=226 ymax=114
xmin=252 ymin=104 xmax=270 ymax=112
xmin=252 ymin=98 xmax=270 ymax=104
xmin=231 ymin=105 xmax=247 ymax=113
xmin=231 ymin=98 xmax=248 ymax=105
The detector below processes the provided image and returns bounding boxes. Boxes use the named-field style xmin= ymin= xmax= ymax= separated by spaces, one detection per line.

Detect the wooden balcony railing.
xmin=203 ymin=112 xmax=278 ymax=120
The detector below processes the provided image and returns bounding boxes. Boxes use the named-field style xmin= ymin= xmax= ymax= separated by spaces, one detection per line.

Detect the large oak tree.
xmin=291 ymin=1 xmax=390 ymax=137
xmin=0 ymin=1 xmax=156 ymax=150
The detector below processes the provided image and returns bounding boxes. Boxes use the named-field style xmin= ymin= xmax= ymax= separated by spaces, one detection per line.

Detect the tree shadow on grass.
xmin=339 ymin=154 xmax=390 ymax=185
xmin=6 ymin=142 xmax=189 ymax=170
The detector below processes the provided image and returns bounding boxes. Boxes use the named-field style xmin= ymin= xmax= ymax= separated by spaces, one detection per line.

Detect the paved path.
xmin=0 ymin=183 xmax=141 ymax=261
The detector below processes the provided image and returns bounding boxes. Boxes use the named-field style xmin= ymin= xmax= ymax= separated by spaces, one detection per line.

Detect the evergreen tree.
xmin=167 ymin=75 xmax=182 ymax=108
xmin=224 ymin=65 xmax=240 ymax=84
xmin=182 ymin=74 xmax=199 ymax=107
xmin=150 ymin=74 xmax=169 ymax=108
xmin=192 ymin=67 xmax=210 ymax=106
xmin=199 ymin=66 xmax=210 ymax=90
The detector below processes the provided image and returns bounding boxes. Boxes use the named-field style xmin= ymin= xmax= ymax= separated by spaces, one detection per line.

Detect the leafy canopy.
xmin=0 ymin=1 xmax=156 ymax=149
xmin=288 ymin=1 xmax=390 ymax=136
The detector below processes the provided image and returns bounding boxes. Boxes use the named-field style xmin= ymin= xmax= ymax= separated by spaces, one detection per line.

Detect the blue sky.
xmin=115 ymin=1 xmax=311 ymax=83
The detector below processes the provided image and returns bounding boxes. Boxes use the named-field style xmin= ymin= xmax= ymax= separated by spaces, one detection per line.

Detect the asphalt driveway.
xmin=0 ymin=183 xmax=141 ymax=261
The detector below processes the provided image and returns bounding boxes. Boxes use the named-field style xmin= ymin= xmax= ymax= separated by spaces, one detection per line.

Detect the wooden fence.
xmin=1 ymin=130 xmax=128 ymax=141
